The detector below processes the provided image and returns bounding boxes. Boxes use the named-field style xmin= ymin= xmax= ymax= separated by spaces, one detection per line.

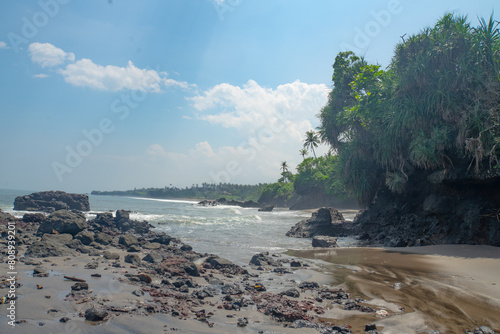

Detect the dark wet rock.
xmin=192 ymin=287 xmax=216 ymax=300
xmin=124 ymin=254 xmax=141 ymax=265
xmin=59 ymin=317 xmax=71 ymax=323
xmin=273 ymin=267 xmax=292 ymax=274
xmin=84 ymin=306 xmax=108 ymax=321
xmin=221 ymin=284 xmax=243 ymax=295
xmin=151 ymin=233 xmax=174 ymax=246
xmin=298 ymin=281 xmax=319 ymax=290
xmin=14 ymin=191 xmax=90 ymax=212
xmin=290 ymin=260 xmax=302 ymax=267
xmin=94 ymin=232 xmax=113 ymax=245
xmin=33 ymin=267 xmax=49 ymax=277
xmin=103 ymin=251 xmax=120 ymax=260
xmin=22 ymin=213 xmax=45 ymax=223
xmin=473 ymin=326 xmax=496 ymax=334
xmin=91 ymin=213 xmax=115 ymax=229
xmin=119 ymin=235 xmax=138 ymax=247
xmin=37 ymin=210 xmax=87 ymax=236
xmin=142 ymin=253 xmax=163 ymax=264
xmin=75 ymin=231 xmax=94 ymax=245
xmin=281 ymin=288 xmax=300 ymax=298
xmin=22 ymin=258 xmax=42 ymax=266
xmin=132 ymin=289 xmax=144 ymax=297
xmin=180 ymin=244 xmax=193 ymax=251
xmin=137 ymin=273 xmax=152 ymax=283
xmin=258 ymin=206 xmax=274 ymax=212
xmin=249 ymin=252 xmax=277 ymax=266
xmin=206 ymin=256 xmax=248 ymax=275
xmin=205 ymin=276 xmax=223 ymax=285
xmin=71 ymin=282 xmax=89 ymax=291
xmin=158 ymin=256 xmax=191 ymax=277
xmin=312 ymin=236 xmax=339 ymax=248
xmin=286 ymin=208 xmax=354 ymax=238
xmin=183 ymin=262 xmax=200 ymax=277
xmin=41 ymin=233 xmax=73 ymax=244
xmin=237 ymin=317 xmax=248 ymax=327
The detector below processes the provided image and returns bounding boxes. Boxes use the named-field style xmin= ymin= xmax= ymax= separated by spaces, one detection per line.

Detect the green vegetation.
xmin=318 ymin=13 xmax=500 ymax=206
xmin=92 ymin=183 xmax=266 ymax=201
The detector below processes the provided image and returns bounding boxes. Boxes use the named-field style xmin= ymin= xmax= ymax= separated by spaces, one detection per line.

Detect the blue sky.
xmin=0 ymin=0 xmax=497 ymax=193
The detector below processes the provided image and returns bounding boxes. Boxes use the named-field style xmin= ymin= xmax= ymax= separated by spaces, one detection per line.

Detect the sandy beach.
xmin=290 ymin=245 xmax=500 ymax=333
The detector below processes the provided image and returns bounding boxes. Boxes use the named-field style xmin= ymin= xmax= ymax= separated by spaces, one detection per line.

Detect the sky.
xmin=0 ymin=0 xmax=497 ymax=193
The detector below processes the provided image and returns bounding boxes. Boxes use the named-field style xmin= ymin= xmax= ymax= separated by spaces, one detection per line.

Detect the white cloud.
xmin=29 ymin=42 xmax=75 ymax=68
xmin=33 ymin=73 xmax=48 ymax=78
xmin=0 ymin=41 xmax=8 ymax=49
xmin=28 ymin=42 xmax=190 ymax=92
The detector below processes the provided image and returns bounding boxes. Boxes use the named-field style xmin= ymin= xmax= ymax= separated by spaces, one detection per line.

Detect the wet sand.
xmin=289 ymin=245 xmax=500 ymax=333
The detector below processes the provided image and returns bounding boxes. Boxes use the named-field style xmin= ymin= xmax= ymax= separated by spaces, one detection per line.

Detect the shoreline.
xmin=289 ymin=245 xmax=500 ymax=333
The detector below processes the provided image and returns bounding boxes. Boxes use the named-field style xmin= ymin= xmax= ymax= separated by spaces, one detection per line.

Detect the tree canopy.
xmin=318 ymin=13 xmax=500 ymax=206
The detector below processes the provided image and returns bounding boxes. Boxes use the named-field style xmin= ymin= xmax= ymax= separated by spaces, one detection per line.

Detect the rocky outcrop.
xmin=14 ymin=191 xmax=90 ymax=212
xmin=286 ymin=208 xmax=355 ymax=238
xmin=198 ymin=198 xmax=261 ymax=208
xmin=37 ymin=210 xmax=87 ymax=236
xmin=355 ymin=167 xmax=500 ymax=247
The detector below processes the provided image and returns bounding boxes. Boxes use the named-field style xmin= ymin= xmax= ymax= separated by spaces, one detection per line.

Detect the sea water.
xmin=0 ymin=189 xmax=356 ymax=266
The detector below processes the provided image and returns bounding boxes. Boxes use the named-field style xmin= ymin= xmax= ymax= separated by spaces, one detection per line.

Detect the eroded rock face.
xmin=312 ymin=236 xmax=339 ymax=248
xmin=14 ymin=191 xmax=90 ymax=212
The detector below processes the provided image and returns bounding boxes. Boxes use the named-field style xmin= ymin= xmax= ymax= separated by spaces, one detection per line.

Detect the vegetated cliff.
xmin=355 ymin=166 xmax=500 ymax=247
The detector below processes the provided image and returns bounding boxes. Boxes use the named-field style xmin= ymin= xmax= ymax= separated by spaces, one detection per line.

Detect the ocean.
xmin=0 ymin=189 xmax=357 ymax=267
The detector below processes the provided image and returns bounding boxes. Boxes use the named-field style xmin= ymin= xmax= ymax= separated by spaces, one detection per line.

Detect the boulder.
xmin=37 ymin=210 xmax=87 ymax=236
xmin=142 ymin=253 xmax=164 ymax=264
xmin=0 ymin=209 xmax=17 ymax=222
xmin=94 ymin=232 xmax=113 ymax=245
xmin=286 ymin=208 xmax=354 ymax=238
xmin=25 ymin=240 xmax=77 ymax=257
xmin=14 ymin=191 xmax=90 ymax=212
xmin=75 ymin=230 xmax=95 ymax=245
xmin=206 ymin=256 xmax=248 ymax=275
xmin=22 ymin=213 xmax=45 ymax=223
xmin=124 ymin=254 xmax=141 ymax=265
xmin=119 ymin=235 xmax=138 ymax=247
xmin=312 ymin=236 xmax=339 ymax=248
xmin=258 ymin=206 xmax=274 ymax=212
xmin=84 ymin=307 xmax=108 ymax=321
xmin=249 ymin=252 xmax=277 ymax=266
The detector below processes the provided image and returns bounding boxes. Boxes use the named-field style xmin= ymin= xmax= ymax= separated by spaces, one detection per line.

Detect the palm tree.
xmin=299 ymin=148 xmax=308 ymax=160
xmin=280 ymin=161 xmax=289 ymax=173
xmin=303 ymin=130 xmax=319 ymax=159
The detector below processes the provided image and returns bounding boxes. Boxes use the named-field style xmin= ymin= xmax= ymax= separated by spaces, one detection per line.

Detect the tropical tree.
xmin=303 ymin=130 xmax=320 ymax=159
xmin=299 ymin=148 xmax=308 ymax=160
xmin=318 ymin=13 xmax=500 ymax=205
xmin=280 ymin=161 xmax=289 ymax=173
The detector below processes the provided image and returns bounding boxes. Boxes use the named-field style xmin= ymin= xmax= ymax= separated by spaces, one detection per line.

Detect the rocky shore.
xmin=0 ymin=206 xmax=396 ymax=334
xmin=0 ymin=190 xmax=498 ymax=333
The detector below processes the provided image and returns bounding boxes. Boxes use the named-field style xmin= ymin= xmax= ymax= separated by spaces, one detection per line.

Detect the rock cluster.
xmin=13 ymin=191 xmax=90 ymax=212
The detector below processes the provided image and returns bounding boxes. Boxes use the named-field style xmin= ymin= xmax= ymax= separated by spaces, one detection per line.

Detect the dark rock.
xmin=142 ymin=253 xmax=163 ymax=264
xmin=91 ymin=213 xmax=114 ymax=229
xmin=281 ymin=288 xmax=300 ymax=298
xmin=103 ymin=251 xmax=120 ymax=260
xmin=142 ymin=242 xmax=161 ymax=250
xmin=119 ymin=235 xmax=138 ymax=247
xmin=33 ymin=267 xmax=49 ymax=277
xmin=474 ymin=326 xmax=496 ymax=334
xmin=94 ymin=232 xmax=112 ymax=245
xmin=41 ymin=233 xmax=73 ymax=244
xmin=312 ymin=236 xmax=339 ymax=248
xmin=59 ymin=317 xmax=70 ymax=323
xmin=37 ymin=210 xmax=87 ymax=236
xmin=192 ymin=287 xmax=216 ymax=300
xmin=237 ymin=317 xmax=248 ymax=327
xmin=75 ymin=231 xmax=94 ymax=245
xmin=221 ymin=284 xmax=243 ymax=295
xmin=183 ymin=262 xmax=200 ymax=277
xmin=258 ymin=206 xmax=274 ymax=212
xmin=298 ymin=281 xmax=319 ymax=289
xmin=206 ymin=256 xmax=248 ymax=275
xmin=22 ymin=213 xmax=45 ymax=223
xmin=115 ymin=210 xmax=130 ymax=221
xmin=25 ymin=240 xmax=77 ymax=258
xmin=71 ymin=282 xmax=89 ymax=291
xmin=180 ymin=244 xmax=193 ymax=251
xmin=84 ymin=307 xmax=108 ymax=321
xmin=290 ymin=260 xmax=302 ymax=267
xmin=14 ymin=191 xmax=90 ymax=212
xmin=0 ymin=210 xmax=17 ymax=222
xmin=127 ymin=245 xmax=142 ymax=253
xmin=365 ymin=323 xmax=377 ymax=331
xmin=85 ymin=261 xmax=99 ymax=269
xmin=286 ymin=208 xmax=354 ymax=238
xmin=249 ymin=252 xmax=277 ymax=266
xmin=151 ymin=233 xmax=173 ymax=246
xmin=124 ymin=254 xmax=141 ymax=265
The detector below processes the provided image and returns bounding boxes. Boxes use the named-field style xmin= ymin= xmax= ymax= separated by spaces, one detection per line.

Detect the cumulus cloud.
xmin=190 ymin=79 xmax=330 ymax=140
xmin=0 ymin=41 xmax=8 ymax=49
xmin=29 ymin=42 xmax=75 ymax=68
xmin=28 ymin=42 xmax=190 ymax=92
